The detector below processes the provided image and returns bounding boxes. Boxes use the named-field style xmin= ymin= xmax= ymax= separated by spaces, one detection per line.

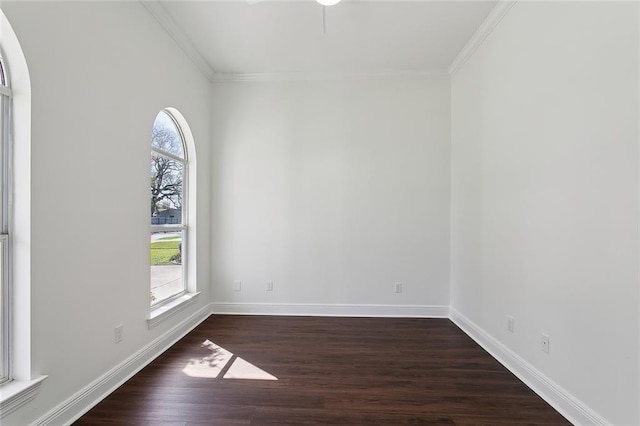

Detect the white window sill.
xmin=148 ymin=292 xmax=200 ymax=329
xmin=0 ymin=375 xmax=48 ymax=418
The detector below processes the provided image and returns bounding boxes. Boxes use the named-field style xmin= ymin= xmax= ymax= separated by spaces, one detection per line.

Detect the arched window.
xmin=0 ymin=10 xmax=44 ymax=413
xmin=150 ymin=110 xmax=189 ymax=306
xmin=0 ymin=53 xmax=11 ymax=385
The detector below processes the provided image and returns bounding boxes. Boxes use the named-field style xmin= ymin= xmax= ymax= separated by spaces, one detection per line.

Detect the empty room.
xmin=0 ymin=0 xmax=638 ymax=425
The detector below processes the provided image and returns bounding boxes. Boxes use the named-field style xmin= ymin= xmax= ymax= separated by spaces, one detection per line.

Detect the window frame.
xmin=150 ymin=110 xmax=189 ymax=309
xmin=0 ymin=53 xmax=11 ymax=386
xmin=0 ymin=11 xmax=47 ymax=416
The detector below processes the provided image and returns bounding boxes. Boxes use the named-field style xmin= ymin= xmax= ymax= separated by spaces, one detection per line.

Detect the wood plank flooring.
xmin=75 ymin=316 xmax=570 ymax=425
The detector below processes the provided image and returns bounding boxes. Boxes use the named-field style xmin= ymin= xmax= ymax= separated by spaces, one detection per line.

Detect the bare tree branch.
xmin=151 ymin=125 xmax=183 ymax=217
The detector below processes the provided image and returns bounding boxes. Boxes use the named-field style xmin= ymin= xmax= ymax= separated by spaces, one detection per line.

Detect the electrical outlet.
xmin=394 ymin=282 xmax=403 ymax=293
xmin=115 ymin=324 xmax=123 ymax=344
xmin=267 ymin=281 xmax=274 ymax=291
xmin=507 ymin=316 xmax=514 ymax=333
xmin=541 ymin=333 xmax=550 ymax=354
xmin=233 ymin=281 xmax=242 ymax=292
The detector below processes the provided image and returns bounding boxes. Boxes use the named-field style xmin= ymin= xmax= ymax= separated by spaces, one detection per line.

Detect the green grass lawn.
xmin=150 ymin=240 xmax=181 ymax=265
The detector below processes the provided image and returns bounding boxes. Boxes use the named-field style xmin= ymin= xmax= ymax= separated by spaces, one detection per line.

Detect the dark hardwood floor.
xmin=75 ymin=315 xmax=570 ymax=425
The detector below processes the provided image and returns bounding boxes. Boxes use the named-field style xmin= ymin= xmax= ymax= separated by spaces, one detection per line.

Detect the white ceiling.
xmin=157 ymin=0 xmax=498 ymax=76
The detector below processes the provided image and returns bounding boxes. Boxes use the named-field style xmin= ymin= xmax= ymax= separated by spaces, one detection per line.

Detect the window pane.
xmin=150 ymin=231 xmax=184 ymax=305
xmin=150 ymin=153 xmax=183 ymax=225
xmin=151 ymin=111 xmax=184 ymax=158
xmin=0 ymin=58 xmax=6 ymax=86
xmin=0 ymin=240 xmax=5 ymax=383
xmin=0 ymin=96 xmax=6 ymax=231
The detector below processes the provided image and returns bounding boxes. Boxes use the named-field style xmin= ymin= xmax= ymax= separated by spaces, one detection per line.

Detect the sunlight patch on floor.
xmin=223 ymin=357 xmax=278 ymax=381
xmin=182 ymin=339 xmax=278 ymax=381
xmin=182 ymin=339 xmax=233 ymax=378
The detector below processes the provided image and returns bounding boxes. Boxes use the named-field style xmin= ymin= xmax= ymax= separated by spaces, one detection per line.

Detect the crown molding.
xmin=448 ymin=0 xmax=518 ymax=77
xmin=141 ymin=0 xmax=511 ymax=84
xmin=140 ymin=0 xmax=217 ymax=83
xmin=212 ymin=69 xmax=450 ymax=83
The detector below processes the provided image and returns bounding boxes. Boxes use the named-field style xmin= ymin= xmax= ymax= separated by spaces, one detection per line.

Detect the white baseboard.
xmin=210 ymin=302 xmax=449 ymax=318
xmin=29 ymin=303 xmax=605 ymax=425
xmin=449 ymin=307 xmax=608 ymax=426
xmin=34 ymin=304 xmax=212 ymax=426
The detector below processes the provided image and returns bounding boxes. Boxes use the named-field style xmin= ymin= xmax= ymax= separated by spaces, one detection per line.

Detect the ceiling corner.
xmin=448 ymin=0 xmax=518 ymax=78
xmin=140 ymin=0 xmax=218 ymax=83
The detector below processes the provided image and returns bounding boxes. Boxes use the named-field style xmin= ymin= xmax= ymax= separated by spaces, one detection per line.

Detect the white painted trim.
xmin=22 ymin=305 xmax=608 ymax=424
xmin=637 ymin=3 xmax=640 ymax=422
xmin=213 ymin=69 xmax=450 ymax=83
xmin=148 ymin=291 xmax=201 ymax=329
xmin=0 ymin=375 xmax=47 ymax=418
xmin=34 ymin=304 xmax=212 ymax=426
xmin=139 ymin=0 xmax=217 ymax=83
xmin=211 ymin=302 xmax=449 ymax=318
xmin=139 ymin=1 xmax=451 ymax=83
xmin=448 ymin=0 xmax=518 ymax=77
xmin=449 ymin=307 xmax=608 ymax=426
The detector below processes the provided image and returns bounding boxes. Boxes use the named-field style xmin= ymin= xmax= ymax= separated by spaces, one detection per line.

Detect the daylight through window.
xmin=150 ymin=110 xmax=188 ymax=306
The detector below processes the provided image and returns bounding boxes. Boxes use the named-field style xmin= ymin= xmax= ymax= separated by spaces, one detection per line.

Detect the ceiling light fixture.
xmin=316 ymin=0 xmax=342 ymax=6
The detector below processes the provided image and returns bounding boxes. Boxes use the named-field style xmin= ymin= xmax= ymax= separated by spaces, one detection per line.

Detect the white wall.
xmin=3 ymin=1 xmax=637 ymax=424
xmin=451 ymin=2 xmax=639 ymax=424
xmin=1 ymin=2 xmax=211 ymax=424
xmin=211 ymin=79 xmax=450 ymax=313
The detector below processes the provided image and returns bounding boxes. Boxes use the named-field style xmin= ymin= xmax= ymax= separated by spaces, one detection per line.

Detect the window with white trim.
xmin=0 ymin=13 xmax=45 ymax=413
xmin=150 ymin=110 xmax=188 ymax=306
xmin=0 ymin=53 xmax=11 ymax=385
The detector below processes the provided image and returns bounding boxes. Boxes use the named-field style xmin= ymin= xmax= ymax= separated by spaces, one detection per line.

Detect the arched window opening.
xmin=150 ymin=110 xmax=188 ymax=306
